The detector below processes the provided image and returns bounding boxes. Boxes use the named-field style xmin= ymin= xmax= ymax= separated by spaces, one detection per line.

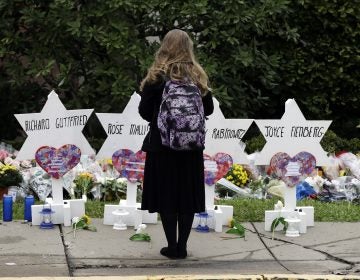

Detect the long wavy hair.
xmin=140 ymin=29 xmax=210 ymax=96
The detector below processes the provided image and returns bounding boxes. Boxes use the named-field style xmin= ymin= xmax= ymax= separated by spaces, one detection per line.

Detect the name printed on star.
xmin=290 ymin=126 xmax=324 ymax=137
xmin=264 ymin=126 xmax=325 ymax=138
xmin=129 ymin=124 xmax=150 ymax=135
xmin=108 ymin=123 xmax=124 ymax=135
xmin=211 ymin=128 xmax=246 ymax=140
xmin=25 ymin=118 xmax=50 ymax=131
xmin=264 ymin=126 xmax=285 ymax=137
xmin=55 ymin=115 xmax=88 ymax=128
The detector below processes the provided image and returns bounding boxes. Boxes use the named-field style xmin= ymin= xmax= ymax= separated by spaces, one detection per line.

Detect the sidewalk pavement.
xmin=0 ymin=219 xmax=359 ymax=279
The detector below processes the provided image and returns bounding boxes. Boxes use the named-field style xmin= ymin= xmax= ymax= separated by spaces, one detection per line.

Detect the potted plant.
xmin=0 ymin=163 xmax=23 ymax=198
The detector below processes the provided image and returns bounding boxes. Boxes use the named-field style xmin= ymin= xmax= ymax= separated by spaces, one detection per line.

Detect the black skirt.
xmin=141 ymin=150 xmax=205 ymax=214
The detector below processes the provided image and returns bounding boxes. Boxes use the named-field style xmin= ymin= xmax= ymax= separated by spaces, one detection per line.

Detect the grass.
xmin=1 ymin=198 xmax=360 ymax=222
xmin=219 ymin=197 xmax=360 ymax=222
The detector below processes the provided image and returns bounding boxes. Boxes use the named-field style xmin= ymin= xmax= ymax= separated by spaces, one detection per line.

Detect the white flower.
xmin=72 ymin=217 xmax=80 ymax=224
xmin=116 ymin=177 xmax=127 ymax=184
xmin=351 ymin=178 xmax=360 ymax=187
xmin=97 ymin=177 xmax=105 ymax=184
xmin=135 ymin=224 xmax=147 ymax=234
xmin=20 ymin=160 xmax=32 ymax=169
xmin=274 ymin=200 xmax=283 ymax=210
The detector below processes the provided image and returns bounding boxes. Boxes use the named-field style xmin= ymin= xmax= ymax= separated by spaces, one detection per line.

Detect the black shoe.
xmin=160 ymin=247 xmax=178 ymax=259
xmin=177 ymin=246 xmax=187 ymax=259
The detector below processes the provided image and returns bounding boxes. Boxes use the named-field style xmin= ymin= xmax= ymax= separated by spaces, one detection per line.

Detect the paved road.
xmin=0 ymin=219 xmax=359 ymax=279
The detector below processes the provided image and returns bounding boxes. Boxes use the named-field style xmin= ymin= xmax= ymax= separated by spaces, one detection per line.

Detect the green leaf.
xmin=225 ymin=221 xmax=245 ymax=238
xmin=129 ymin=233 xmax=151 ymax=242
xmin=226 ymin=228 xmax=240 ymax=234
xmin=270 ymin=218 xmax=281 ymax=232
xmin=73 ymin=220 xmax=86 ymax=229
xmin=271 ymin=217 xmax=288 ymax=232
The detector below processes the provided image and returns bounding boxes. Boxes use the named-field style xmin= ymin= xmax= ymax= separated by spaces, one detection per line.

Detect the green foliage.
xmin=246 ymin=130 xmax=360 ymax=154
xmin=225 ymin=220 xmax=245 ymax=239
xmin=271 ymin=216 xmax=288 ymax=232
xmin=281 ymin=0 xmax=360 ymax=138
xmin=245 ymin=134 xmax=266 ymax=154
xmin=85 ymin=200 xmax=117 ymax=218
xmin=320 ymin=130 xmax=360 ymax=154
xmin=129 ymin=233 xmax=151 ymax=242
xmin=218 ymin=198 xmax=360 ymax=222
xmin=271 ymin=216 xmax=288 ymax=239
xmin=0 ymin=0 xmax=359 ymax=144
xmin=0 ymin=0 xmax=149 ymax=141
xmin=101 ymin=178 xmax=127 ymax=201
xmin=2 ymin=199 xmax=360 ymax=222
xmin=72 ymin=215 xmax=97 ymax=232
xmin=0 ymin=164 xmax=23 ymax=187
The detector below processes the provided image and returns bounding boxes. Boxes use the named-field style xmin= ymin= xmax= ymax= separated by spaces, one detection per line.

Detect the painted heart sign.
xmin=35 ymin=144 xmax=81 ymax=179
xmin=269 ymin=151 xmax=316 ymax=187
xmin=112 ymin=149 xmax=146 ymax=183
xmin=204 ymin=152 xmax=233 ymax=185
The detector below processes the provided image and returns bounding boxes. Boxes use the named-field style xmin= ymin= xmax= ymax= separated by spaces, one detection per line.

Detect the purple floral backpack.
xmin=157 ymin=80 xmax=205 ymax=150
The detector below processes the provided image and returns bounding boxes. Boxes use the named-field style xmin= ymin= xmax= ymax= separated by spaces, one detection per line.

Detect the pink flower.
xmin=0 ymin=150 xmax=9 ymax=161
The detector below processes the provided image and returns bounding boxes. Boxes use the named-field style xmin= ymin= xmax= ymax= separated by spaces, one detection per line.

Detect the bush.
xmin=245 ymin=134 xmax=266 ymax=154
xmin=320 ymin=130 xmax=360 ymax=154
xmin=1 ymin=0 xmax=359 ymax=143
xmin=245 ymin=130 xmax=360 ymax=155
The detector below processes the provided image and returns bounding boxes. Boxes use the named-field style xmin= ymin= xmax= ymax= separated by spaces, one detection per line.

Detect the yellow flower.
xmin=225 ymin=164 xmax=248 ymax=188
xmin=228 ymin=218 xmax=234 ymax=228
xmin=82 ymin=214 xmax=91 ymax=225
xmin=79 ymin=172 xmax=94 ymax=180
xmin=0 ymin=164 xmax=17 ymax=172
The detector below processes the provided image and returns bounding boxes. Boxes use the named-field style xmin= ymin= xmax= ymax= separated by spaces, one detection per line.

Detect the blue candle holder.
xmin=3 ymin=195 xmax=13 ymax=222
xmin=24 ymin=195 xmax=35 ymax=222
xmin=195 ymin=212 xmax=211 ymax=233
xmin=39 ymin=205 xmax=55 ymax=229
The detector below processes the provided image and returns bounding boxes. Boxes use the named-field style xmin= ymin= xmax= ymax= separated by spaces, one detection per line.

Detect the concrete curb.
xmin=1 ymin=275 xmax=360 ymax=280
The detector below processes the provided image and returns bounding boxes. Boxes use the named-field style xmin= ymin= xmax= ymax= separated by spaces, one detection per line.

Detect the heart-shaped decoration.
xmin=112 ymin=149 xmax=146 ymax=183
xmin=204 ymin=152 xmax=233 ymax=185
xmin=269 ymin=151 xmax=316 ymax=187
xmin=35 ymin=144 xmax=81 ymax=179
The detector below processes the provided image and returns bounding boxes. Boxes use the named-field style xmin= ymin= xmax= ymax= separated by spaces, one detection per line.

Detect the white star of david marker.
xmin=15 ymin=90 xmax=94 ymax=160
xmin=204 ymin=97 xmax=254 ymax=164
xmin=254 ymin=99 xmax=332 ymax=166
xmin=96 ymin=92 xmax=149 ymax=159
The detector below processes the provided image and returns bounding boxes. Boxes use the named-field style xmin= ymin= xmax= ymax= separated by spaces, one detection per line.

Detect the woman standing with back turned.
xmin=138 ymin=29 xmax=214 ymax=259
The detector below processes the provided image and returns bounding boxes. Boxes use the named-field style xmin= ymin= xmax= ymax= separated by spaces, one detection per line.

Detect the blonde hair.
xmin=140 ymin=29 xmax=210 ymax=95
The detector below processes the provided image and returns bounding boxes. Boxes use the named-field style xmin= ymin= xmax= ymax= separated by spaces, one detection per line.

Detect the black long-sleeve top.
xmin=138 ymin=79 xmax=214 ymax=152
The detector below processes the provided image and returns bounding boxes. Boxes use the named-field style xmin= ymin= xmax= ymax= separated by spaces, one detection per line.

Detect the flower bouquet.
xmin=73 ymin=172 xmax=95 ymax=198
xmin=217 ymin=164 xmax=249 ymax=198
xmin=225 ymin=164 xmax=249 ymax=187
xmin=129 ymin=224 xmax=151 ymax=242
xmin=98 ymin=158 xmax=119 ymax=177
xmin=222 ymin=220 xmax=245 ymax=240
xmin=0 ymin=163 xmax=23 ymax=188
xmin=71 ymin=214 xmax=97 ymax=238
xmin=100 ymin=177 xmax=127 ymax=201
